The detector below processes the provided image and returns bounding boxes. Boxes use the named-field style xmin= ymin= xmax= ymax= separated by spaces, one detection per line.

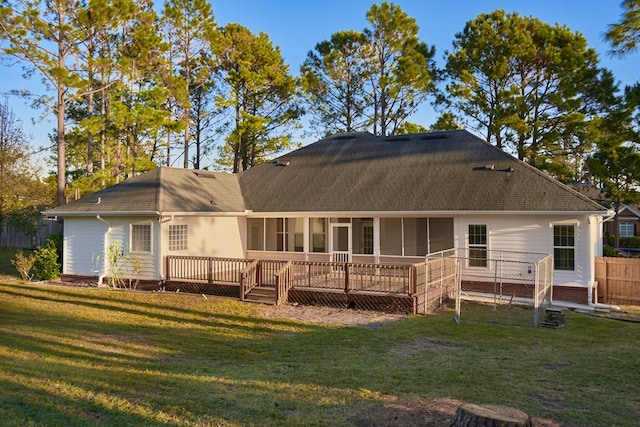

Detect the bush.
xmin=607 ymin=235 xmax=640 ymax=248
xmin=603 ymin=246 xmax=618 ymax=257
xmin=11 ymin=249 xmax=35 ymax=281
xmin=48 ymin=232 xmax=63 ymax=268
xmin=33 ymin=238 xmax=61 ymax=280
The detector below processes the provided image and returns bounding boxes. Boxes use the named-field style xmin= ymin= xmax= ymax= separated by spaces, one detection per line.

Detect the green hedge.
xmin=607 ymin=235 xmax=640 ymax=248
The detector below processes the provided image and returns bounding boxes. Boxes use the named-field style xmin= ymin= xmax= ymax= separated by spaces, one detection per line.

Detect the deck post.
xmin=409 ymin=265 xmax=415 ymax=296
xmin=256 ymin=261 xmax=261 ymax=286
xmin=344 ymin=263 xmax=349 ymax=293
xmin=207 ymin=257 xmax=213 ymax=284
xmin=240 ymin=272 xmax=245 ymax=301
xmin=165 ymin=256 xmax=171 ymax=281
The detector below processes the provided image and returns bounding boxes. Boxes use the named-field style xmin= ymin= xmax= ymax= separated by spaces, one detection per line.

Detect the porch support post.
xmin=373 ymin=217 xmax=380 ymax=264
xmin=303 ymin=217 xmax=310 ymax=261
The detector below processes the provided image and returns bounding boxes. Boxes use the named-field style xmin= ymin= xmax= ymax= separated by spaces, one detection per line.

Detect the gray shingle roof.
xmin=46 ymin=167 xmax=246 ymax=215
xmin=46 ymin=130 xmax=606 ymax=216
xmin=239 ymin=130 xmax=605 ymax=213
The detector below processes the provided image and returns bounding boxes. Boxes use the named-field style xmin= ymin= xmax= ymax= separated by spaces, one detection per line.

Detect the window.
xmin=468 ymin=224 xmax=487 ymax=267
xmin=264 ymin=218 xmax=303 ymax=252
xmin=352 ymin=218 xmax=373 ymax=255
xmin=310 ymin=218 xmax=327 ymax=252
xmin=131 ymin=223 xmax=151 ymax=253
xmin=169 ymin=224 xmax=187 ymax=251
xmin=620 ymin=223 xmax=635 ymax=238
xmin=554 ymin=225 xmax=575 ymax=271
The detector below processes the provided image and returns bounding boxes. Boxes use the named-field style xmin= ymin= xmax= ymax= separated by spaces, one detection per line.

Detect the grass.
xmin=0 ymin=247 xmax=639 ymax=426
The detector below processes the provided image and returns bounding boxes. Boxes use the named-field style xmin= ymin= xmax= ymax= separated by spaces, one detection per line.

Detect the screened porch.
xmin=245 ymin=216 xmax=455 ymax=264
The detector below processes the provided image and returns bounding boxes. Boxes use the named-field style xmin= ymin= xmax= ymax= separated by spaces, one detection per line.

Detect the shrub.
xmin=603 ymin=245 xmax=618 ymax=257
xmin=33 ymin=239 xmax=61 ymax=280
xmin=11 ymin=249 xmax=35 ymax=281
xmin=48 ymin=232 xmax=63 ymax=268
xmin=607 ymin=235 xmax=640 ymax=248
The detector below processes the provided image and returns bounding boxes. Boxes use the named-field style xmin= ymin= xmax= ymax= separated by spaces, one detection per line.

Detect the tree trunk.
xmin=450 ymin=403 xmax=532 ymax=427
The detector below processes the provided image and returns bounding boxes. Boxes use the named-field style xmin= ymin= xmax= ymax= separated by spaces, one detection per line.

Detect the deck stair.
xmin=244 ymin=286 xmax=277 ymax=305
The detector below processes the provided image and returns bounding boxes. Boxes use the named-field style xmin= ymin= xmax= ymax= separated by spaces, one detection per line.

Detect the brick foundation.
xmin=552 ymin=285 xmax=589 ymax=305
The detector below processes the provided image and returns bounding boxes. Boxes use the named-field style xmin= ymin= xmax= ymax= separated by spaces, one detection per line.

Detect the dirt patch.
xmin=260 ymin=303 xmax=408 ymax=328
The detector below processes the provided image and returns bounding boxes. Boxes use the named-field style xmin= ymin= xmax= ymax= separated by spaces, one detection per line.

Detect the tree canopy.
xmin=0 ymin=1 xmax=638 ymax=208
xmin=444 ymin=10 xmax=614 ymax=182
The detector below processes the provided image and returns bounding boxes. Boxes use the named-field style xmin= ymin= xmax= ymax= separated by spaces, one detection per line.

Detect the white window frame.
xmin=620 ymin=223 xmax=635 ymax=238
xmin=169 ymin=224 xmax=188 ymax=251
xmin=467 ymin=224 xmax=488 ymax=268
xmin=553 ymin=224 xmax=575 ymax=271
xmin=130 ymin=222 xmax=152 ymax=254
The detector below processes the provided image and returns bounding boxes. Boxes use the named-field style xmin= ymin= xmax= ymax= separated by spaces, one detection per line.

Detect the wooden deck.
xmin=165 ymin=256 xmax=455 ymax=314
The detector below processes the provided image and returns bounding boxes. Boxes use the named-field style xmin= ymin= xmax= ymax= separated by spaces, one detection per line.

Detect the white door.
xmin=330 ymin=223 xmax=351 ymax=263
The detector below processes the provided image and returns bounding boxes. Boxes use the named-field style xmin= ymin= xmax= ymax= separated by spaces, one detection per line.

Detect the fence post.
xmin=165 ymin=256 xmax=171 ymax=281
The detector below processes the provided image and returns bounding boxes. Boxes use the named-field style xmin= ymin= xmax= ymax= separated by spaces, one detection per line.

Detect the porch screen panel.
xmin=428 ymin=218 xmax=454 ymax=252
xmin=286 ymin=218 xmax=304 ymax=252
xmin=247 ymin=218 xmax=264 ymax=250
xmin=380 ymin=218 xmax=402 ymax=255
xmin=403 ymin=218 xmax=428 ymax=256
xmin=352 ymin=218 xmax=373 ymax=254
xmin=265 ymin=218 xmax=279 ymax=251
xmin=310 ymin=218 xmax=327 ymax=252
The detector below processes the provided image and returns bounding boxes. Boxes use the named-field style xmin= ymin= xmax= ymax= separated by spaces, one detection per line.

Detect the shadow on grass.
xmin=0 ymin=282 xmax=638 ymax=426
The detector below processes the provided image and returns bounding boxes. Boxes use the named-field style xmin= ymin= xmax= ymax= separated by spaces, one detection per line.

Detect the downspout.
xmin=96 ymin=214 xmax=111 ymax=286
xmin=588 ymin=211 xmax=620 ymax=311
xmin=158 ymin=215 xmax=173 ymax=281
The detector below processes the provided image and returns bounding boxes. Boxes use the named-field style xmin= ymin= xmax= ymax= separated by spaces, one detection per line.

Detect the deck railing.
xmin=165 ymin=256 xmax=252 ymax=284
xmin=275 ymin=261 xmax=294 ymax=305
xmin=166 ymin=256 xmax=417 ymax=302
xmin=240 ymin=259 xmax=260 ymax=300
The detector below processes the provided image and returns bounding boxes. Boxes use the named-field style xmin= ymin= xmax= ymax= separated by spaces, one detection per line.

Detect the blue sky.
xmin=1 ymin=0 xmax=637 ymax=167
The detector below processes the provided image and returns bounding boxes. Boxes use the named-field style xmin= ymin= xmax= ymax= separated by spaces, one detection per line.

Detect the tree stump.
xmin=450 ymin=403 xmax=533 ymax=427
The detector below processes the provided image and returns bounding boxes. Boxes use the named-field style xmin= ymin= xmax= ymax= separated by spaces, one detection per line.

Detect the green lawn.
xmin=0 ymin=248 xmax=639 ymax=426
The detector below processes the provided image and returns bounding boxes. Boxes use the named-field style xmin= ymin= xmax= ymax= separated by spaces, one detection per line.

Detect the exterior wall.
xmin=63 ymin=215 xmax=160 ymax=281
xmin=160 ymin=216 xmax=246 ymax=277
xmin=102 ymin=216 xmax=159 ymax=281
xmin=455 ymin=214 xmax=593 ymax=290
xmin=63 ymin=217 xmax=107 ymax=276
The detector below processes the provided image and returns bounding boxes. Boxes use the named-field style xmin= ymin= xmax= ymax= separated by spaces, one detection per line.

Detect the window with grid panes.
xmin=620 ymin=223 xmax=635 ymax=238
xmin=169 ymin=224 xmax=188 ymax=251
xmin=131 ymin=223 xmax=151 ymax=253
xmin=468 ymin=224 xmax=487 ymax=267
xmin=553 ymin=224 xmax=575 ymax=271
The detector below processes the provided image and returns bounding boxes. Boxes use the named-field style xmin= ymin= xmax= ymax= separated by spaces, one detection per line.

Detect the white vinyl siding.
xmin=63 ymin=218 xmax=106 ymax=276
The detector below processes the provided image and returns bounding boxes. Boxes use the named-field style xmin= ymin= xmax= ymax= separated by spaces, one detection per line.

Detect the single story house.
xmin=45 ymin=130 xmax=611 ymax=304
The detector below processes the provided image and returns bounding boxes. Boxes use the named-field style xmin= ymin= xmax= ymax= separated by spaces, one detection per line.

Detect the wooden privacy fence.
xmin=0 ymin=219 xmax=62 ymax=249
xmin=595 ymin=257 xmax=640 ymax=306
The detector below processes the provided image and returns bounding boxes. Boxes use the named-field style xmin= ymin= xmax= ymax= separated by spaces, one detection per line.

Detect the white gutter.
xmin=96 ymin=215 xmax=112 ymax=286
